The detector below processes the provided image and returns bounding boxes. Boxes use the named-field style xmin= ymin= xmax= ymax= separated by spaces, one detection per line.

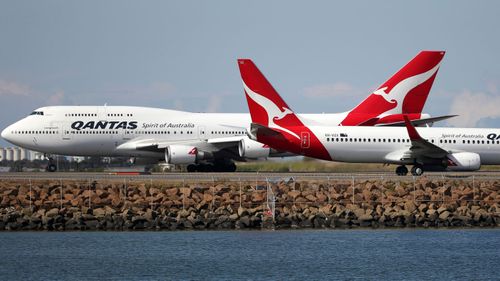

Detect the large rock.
xmin=237 ymin=207 xmax=248 ymax=217
xmin=92 ymin=208 xmax=106 ymax=218
xmin=180 ymin=187 xmax=192 ymax=198
xmin=288 ymin=190 xmax=301 ymax=199
xmin=203 ymin=193 xmax=214 ymax=202
xmin=85 ymin=220 xmax=100 ymax=230
xmin=404 ymin=201 xmax=416 ymax=213
xmin=305 ymin=194 xmax=317 ymax=201
xmin=437 ymin=206 xmax=448 ymax=214
xmin=165 ymin=188 xmax=179 ymax=197
xmin=252 ymin=192 xmax=266 ymax=202
xmin=358 ymin=214 xmax=373 ymax=222
xmin=45 ymin=208 xmax=60 ymax=218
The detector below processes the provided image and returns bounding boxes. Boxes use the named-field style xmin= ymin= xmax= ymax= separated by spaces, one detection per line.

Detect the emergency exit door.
xmin=301 ymin=132 xmax=310 ymax=149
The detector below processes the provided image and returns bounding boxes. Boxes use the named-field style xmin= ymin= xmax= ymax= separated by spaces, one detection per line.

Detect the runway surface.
xmin=1 ymin=171 xmax=500 ymax=181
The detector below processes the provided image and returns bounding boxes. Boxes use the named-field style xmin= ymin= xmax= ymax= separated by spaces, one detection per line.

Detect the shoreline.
xmin=1 ymin=177 xmax=499 ymax=231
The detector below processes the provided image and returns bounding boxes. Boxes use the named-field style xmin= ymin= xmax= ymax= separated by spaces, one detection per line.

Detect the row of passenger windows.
xmin=211 ymin=131 xmax=245 ymax=135
xmin=64 ymin=113 xmax=134 ymax=117
xmin=12 ymin=129 xmax=241 ymax=136
xmin=69 ymin=130 xmax=196 ymax=135
xmin=326 ymin=137 xmax=500 ymax=145
xmin=11 ymin=131 xmax=57 ymax=135
xmin=460 ymin=139 xmax=500 ymax=145
xmin=69 ymin=131 xmax=118 ymax=135
xmin=65 ymin=113 xmax=97 ymax=117
xmin=127 ymin=131 xmax=195 ymax=135
xmin=107 ymin=113 xmax=133 ymax=117
xmin=327 ymin=137 xmax=412 ymax=143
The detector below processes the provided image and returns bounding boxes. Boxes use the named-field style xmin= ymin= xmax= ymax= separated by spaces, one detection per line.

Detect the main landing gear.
xmin=395 ymin=164 xmax=424 ymax=176
xmin=187 ymin=162 xmax=237 ymax=172
xmin=395 ymin=165 xmax=408 ymax=176
xmin=410 ymin=164 xmax=424 ymax=176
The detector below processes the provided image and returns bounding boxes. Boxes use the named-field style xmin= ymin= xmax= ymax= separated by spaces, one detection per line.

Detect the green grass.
xmin=236 ymin=160 xmax=394 ymax=173
xmin=236 ymin=159 xmax=500 ymax=173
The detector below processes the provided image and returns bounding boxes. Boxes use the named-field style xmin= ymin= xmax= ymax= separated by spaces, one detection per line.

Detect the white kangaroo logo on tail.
xmin=372 ymin=62 xmax=441 ymax=116
xmin=242 ymin=81 xmax=300 ymax=140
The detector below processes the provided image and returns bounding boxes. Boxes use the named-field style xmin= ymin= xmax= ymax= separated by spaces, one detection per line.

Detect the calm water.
xmin=0 ymin=229 xmax=499 ymax=280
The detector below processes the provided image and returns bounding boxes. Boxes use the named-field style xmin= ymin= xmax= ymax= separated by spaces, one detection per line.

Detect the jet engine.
xmin=165 ymin=145 xmax=205 ymax=165
xmin=445 ymin=152 xmax=481 ymax=171
xmin=238 ymin=138 xmax=270 ymax=159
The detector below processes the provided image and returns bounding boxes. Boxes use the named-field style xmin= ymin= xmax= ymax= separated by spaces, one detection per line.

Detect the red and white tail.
xmin=238 ymin=59 xmax=303 ymax=138
xmin=238 ymin=59 xmax=332 ymax=160
xmin=340 ymin=51 xmax=445 ymax=126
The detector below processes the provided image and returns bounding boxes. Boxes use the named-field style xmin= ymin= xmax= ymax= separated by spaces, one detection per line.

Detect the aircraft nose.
xmin=1 ymin=126 xmax=12 ymax=142
xmin=1 ymin=127 xmax=7 ymax=139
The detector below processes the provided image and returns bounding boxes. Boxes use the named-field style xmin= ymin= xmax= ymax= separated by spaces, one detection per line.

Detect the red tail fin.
xmin=341 ymin=51 xmax=445 ymax=126
xmin=238 ymin=59 xmax=303 ymax=137
xmin=238 ymin=59 xmax=332 ymax=160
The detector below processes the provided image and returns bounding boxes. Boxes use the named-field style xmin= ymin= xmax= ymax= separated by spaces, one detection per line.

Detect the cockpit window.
xmin=30 ymin=111 xmax=44 ymax=116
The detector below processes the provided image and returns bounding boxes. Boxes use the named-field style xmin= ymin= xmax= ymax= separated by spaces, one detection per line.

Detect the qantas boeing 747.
xmin=1 ymin=51 xmax=448 ymax=172
xmin=238 ymin=57 xmax=500 ymax=176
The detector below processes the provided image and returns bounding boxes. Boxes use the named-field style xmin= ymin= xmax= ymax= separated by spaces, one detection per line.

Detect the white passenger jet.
xmin=1 ymin=51 xmax=449 ymax=172
xmin=238 ymin=58 xmax=500 ymax=176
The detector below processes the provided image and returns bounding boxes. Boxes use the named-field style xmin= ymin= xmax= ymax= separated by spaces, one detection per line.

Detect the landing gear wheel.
xmin=212 ymin=161 xmax=237 ymax=172
xmin=198 ymin=164 xmax=214 ymax=172
xmin=46 ymin=164 xmax=57 ymax=172
xmin=395 ymin=165 xmax=408 ymax=176
xmin=226 ymin=162 xmax=237 ymax=172
xmin=411 ymin=165 xmax=424 ymax=176
xmin=203 ymin=164 xmax=214 ymax=172
xmin=187 ymin=164 xmax=197 ymax=173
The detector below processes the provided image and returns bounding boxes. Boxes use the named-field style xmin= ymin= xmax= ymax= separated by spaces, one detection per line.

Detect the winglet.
xmin=404 ymin=115 xmax=422 ymax=140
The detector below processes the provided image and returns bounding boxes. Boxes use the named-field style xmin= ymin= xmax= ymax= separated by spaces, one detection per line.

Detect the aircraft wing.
xmin=400 ymin=115 xmax=449 ymax=160
xmin=116 ymin=138 xmax=198 ymax=151
xmin=376 ymin=115 xmax=457 ymax=127
xmin=116 ymin=136 xmax=245 ymax=152
xmin=207 ymin=136 xmax=245 ymax=144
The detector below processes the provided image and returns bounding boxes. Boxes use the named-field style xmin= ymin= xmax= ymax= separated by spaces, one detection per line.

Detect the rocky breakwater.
xmin=0 ymin=177 xmax=499 ymax=231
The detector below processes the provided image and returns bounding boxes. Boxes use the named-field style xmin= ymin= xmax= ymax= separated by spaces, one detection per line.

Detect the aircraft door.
xmin=301 ymin=132 xmax=310 ymax=149
xmin=97 ymin=106 xmax=108 ymax=121
xmin=199 ymin=126 xmax=206 ymax=140
xmin=62 ymin=123 xmax=72 ymax=141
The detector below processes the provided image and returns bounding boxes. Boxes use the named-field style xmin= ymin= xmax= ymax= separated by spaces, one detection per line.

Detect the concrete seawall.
xmin=1 ymin=177 xmax=499 ymax=230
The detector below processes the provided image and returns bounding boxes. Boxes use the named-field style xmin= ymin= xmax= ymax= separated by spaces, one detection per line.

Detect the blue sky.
xmin=1 ymin=1 xmax=500 ymax=146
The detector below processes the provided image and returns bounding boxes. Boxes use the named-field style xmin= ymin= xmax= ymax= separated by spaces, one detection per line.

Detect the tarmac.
xmin=1 ymin=171 xmax=500 ymax=181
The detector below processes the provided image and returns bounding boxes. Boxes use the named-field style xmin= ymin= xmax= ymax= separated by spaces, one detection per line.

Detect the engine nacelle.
xmin=238 ymin=138 xmax=270 ymax=159
xmin=446 ymin=152 xmax=481 ymax=171
xmin=165 ymin=145 xmax=200 ymax=165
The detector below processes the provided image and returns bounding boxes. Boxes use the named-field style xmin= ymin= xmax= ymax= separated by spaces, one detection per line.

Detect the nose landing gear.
xmin=44 ymin=154 xmax=57 ymax=172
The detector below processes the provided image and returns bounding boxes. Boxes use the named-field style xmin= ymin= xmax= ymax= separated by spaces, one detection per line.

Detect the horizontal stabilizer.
xmin=249 ymin=122 xmax=283 ymax=139
xmin=376 ymin=115 xmax=457 ymax=127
